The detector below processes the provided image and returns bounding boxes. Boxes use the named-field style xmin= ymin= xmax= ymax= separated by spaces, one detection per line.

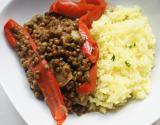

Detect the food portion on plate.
xmin=89 ymin=6 xmax=155 ymax=113
xmin=3 ymin=0 xmax=155 ymax=125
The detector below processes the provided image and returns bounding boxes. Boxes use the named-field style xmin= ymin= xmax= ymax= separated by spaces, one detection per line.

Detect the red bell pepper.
xmin=50 ymin=0 xmax=106 ymax=95
xmin=76 ymin=64 xmax=97 ymax=95
xmin=80 ymin=0 xmax=106 ymax=5
xmin=32 ymin=60 xmax=67 ymax=125
xmin=4 ymin=19 xmax=37 ymax=51
xmin=4 ymin=19 xmax=67 ymax=125
xmin=50 ymin=0 xmax=97 ymax=18
xmin=79 ymin=21 xmax=99 ymax=63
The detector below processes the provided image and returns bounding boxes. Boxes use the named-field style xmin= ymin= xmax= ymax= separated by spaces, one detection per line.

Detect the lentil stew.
xmin=24 ymin=12 xmax=92 ymax=115
xmin=4 ymin=0 xmax=106 ymax=125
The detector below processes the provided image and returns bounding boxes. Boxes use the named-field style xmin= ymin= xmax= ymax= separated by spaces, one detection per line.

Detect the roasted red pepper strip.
xmin=79 ymin=21 xmax=99 ymax=63
xmin=79 ymin=4 xmax=105 ymax=63
xmin=78 ymin=25 xmax=99 ymax=93
xmin=50 ymin=0 xmax=97 ymax=18
xmin=79 ymin=5 xmax=106 ymax=28
xmin=50 ymin=0 xmax=106 ymax=95
xmin=32 ymin=60 xmax=67 ymax=125
xmin=4 ymin=19 xmax=37 ymax=51
xmin=80 ymin=0 xmax=106 ymax=5
xmin=76 ymin=64 xmax=97 ymax=94
xmin=4 ymin=19 xmax=67 ymax=125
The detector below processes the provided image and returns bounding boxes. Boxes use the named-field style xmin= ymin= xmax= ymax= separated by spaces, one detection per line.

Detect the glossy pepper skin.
xmin=4 ymin=19 xmax=37 ymax=50
xmin=50 ymin=0 xmax=106 ymax=95
xmin=76 ymin=64 xmax=97 ymax=94
xmin=4 ymin=19 xmax=67 ymax=125
xmin=50 ymin=0 xmax=97 ymax=18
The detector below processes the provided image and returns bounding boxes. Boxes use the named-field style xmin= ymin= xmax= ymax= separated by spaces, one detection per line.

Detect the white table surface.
xmin=0 ymin=0 xmax=159 ymax=125
xmin=0 ymin=1 xmax=25 ymax=125
xmin=0 ymin=85 xmax=27 ymax=125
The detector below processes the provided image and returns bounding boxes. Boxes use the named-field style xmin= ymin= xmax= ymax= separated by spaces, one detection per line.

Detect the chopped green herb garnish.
xmin=127 ymin=43 xmax=136 ymax=48
xmin=128 ymin=45 xmax=132 ymax=48
xmin=125 ymin=61 xmax=131 ymax=67
xmin=111 ymin=54 xmax=115 ymax=61
xmin=124 ymin=15 xmax=129 ymax=20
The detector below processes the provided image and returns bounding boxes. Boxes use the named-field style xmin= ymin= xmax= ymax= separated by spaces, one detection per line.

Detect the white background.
xmin=0 ymin=0 xmax=159 ymax=125
xmin=0 ymin=0 xmax=46 ymax=124
xmin=0 ymin=0 xmax=30 ymax=124
xmin=0 ymin=85 xmax=27 ymax=125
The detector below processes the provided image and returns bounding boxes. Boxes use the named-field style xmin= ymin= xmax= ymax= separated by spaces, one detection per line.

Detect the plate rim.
xmin=0 ymin=0 xmax=160 ymax=125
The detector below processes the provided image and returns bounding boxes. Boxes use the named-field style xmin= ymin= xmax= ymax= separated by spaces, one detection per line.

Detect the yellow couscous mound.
xmin=89 ymin=6 xmax=156 ymax=113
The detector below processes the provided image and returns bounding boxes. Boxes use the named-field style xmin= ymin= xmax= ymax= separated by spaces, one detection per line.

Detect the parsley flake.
xmin=111 ymin=54 xmax=116 ymax=61
xmin=125 ymin=61 xmax=131 ymax=67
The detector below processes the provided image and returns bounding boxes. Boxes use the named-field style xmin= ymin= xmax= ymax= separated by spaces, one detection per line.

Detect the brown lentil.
xmin=11 ymin=29 xmax=44 ymax=100
xmin=13 ymin=12 xmax=92 ymax=115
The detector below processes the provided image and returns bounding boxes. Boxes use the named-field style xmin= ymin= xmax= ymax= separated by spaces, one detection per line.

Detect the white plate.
xmin=0 ymin=0 xmax=160 ymax=125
